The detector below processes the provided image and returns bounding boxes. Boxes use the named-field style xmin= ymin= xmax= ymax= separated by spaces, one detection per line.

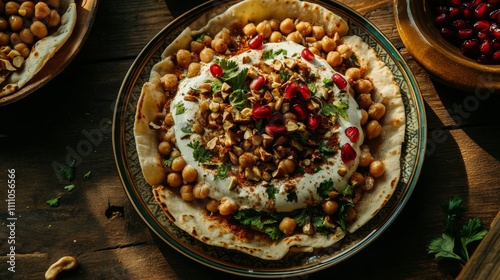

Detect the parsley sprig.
xmin=426 ymin=196 xmax=488 ymax=264
xmin=187 ymin=140 xmax=213 ymax=163
xmin=212 ymin=59 xmax=249 ymax=110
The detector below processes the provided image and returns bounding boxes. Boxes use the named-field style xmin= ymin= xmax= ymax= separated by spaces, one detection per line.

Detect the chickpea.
xmin=206 ymin=199 xmax=220 ymax=213
xmin=218 ymin=197 xmax=237 ymax=215
xmin=256 ymin=21 xmax=272 ymax=38
xmin=10 ymin=33 xmax=22 ymax=46
xmin=180 ymin=185 xmax=194 ymax=201
xmin=365 ymin=120 xmax=382 ymax=139
xmin=211 ymin=38 xmax=227 ymax=54
xmin=360 ymin=144 xmax=371 ymax=152
xmin=280 ymin=18 xmax=295 ymax=34
xmin=326 ymin=51 xmax=342 ymax=67
xmin=5 ymin=2 xmax=20 ymax=16
xmin=167 ymin=172 xmax=182 ymax=187
xmin=269 ymin=31 xmax=283 ymax=43
xmin=322 ymin=200 xmax=339 ymax=215
xmin=343 ymin=206 xmax=357 ymax=222
xmin=295 ymin=21 xmax=312 ymax=37
xmin=35 ymin=2 xmax=51 ymax=19
xmin=368 ymin=103 xmax=386 ymax=121
xmin=0 ymin=18 xmax=8 ymax=31
xmin=199 ymin=47 xmax=214 ymax=63
xmin=354 ymin=79 xmax=374 ymax=94
xmin=359 ymin=150 xmax=374 ymax=167
xmin=14 ymin=43 xmax=30 ymax=58
xmin=0 ymin=32 xmax=9 ymax=46
xmin=356 ymin=93 xmax=372 ymax=110
xmin=214 ymin=28 xmax=231 ymax=45
xmin=190 ymin=40 xmax=204 ymax=53
xmin=349 ymin=172 xmax=364 ymax=187
xmin=19 ymin=1 xmax=35 ymax=18
xmin=158 ymin=141 xmax=173 ymax=156
xmin=370 ymin=160 xmax=386 ymax=177
xmin=181 ymin=165 xmax=198 ymax=183
xmin=360 ymin=109 xmax=369 ymax=126
xmin=321 ymin=36 xmax=337 ymax=52
xmin=186 ymin=62 xmax=201 ymax=77
xmin=312 ymin=25 xmax=325 ymax=40
xmin=309 ymin=46 xmax=321 ymax=56
xmin=286 ymin=31 xmax=303 ymax=44
xmin=193 ymin=182 xmax=209 ymax=199
xmin=200 ymin=35 xmax=212 ymax=47
xmin=8 ymin=15 xmax=23 ymax=32
xmin=170 ymin=150 xmax=181 ymax=158
xmin=239 ymin=152 xmax=256 ymax=168
xmin=47 ymin=10 xmax=61 ymax=28
xmin=46 ymin=0 xmax=61 ymax=9
xmin=20 ymin=28 xmax=35 ymax=45
xmin=345 ymin=67 xmax=361 ymax=81
xmin=160 ymin=73 xmax=178 ymax=91
xmin=279 ymin=217 xmax=297 ymax=235
xmin=176 ymin=49 xmax=191 ymax=68
xmin=171 ymin=156 xmax=186 ymax=172
xmin=336 ymin=44 xmax=352 ymax=59
xmin=30 ymin=21 xmax=48 ymax=39
xmin=243 ymin=22 xmax=257 ymax=36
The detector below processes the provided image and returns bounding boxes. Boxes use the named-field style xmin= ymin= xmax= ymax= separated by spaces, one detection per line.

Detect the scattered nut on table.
xmin=44 ymin=256 xmax=78 ymax=280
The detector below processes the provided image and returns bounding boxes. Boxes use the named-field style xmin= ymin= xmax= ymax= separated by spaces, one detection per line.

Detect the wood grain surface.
xmin=0 ymin=0 xmax=498 ymax=279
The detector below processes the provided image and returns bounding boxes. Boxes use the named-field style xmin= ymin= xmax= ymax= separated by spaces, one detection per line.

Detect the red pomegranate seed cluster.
xmin=433 ymin=0 xmax=500 ymax=64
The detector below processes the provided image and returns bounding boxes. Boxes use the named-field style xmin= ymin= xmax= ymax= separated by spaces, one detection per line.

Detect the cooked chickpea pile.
xmin=0 ymin=0 xmax=62 ymax=72
xmin=154 ymin=17 xmax=388 ymax=237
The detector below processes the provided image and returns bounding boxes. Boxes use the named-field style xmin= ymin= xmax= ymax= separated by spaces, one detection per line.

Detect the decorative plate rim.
xmin=113 ymin=0 xmax=427 ymax=277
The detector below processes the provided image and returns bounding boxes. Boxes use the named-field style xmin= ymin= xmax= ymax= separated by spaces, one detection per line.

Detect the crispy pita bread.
xmin=134 ymin=0 xmax=405 ymax=260
xmin=0 ymin=0 xmax=77 ymax=97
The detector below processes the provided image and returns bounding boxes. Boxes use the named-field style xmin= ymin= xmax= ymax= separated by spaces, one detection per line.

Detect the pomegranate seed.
xmin=461 ymin=38 xmax=479 ymax=53
xmin=249 ymin=34 xmax=263 ymax=49
xmin=341 ymin=143 xmax=357 ymax=163
xmin=450 ymin=7 xmax=462 ymax=19
xmin=265 ymin=124 xmax=286 ymax=137
xmin=474 ymin=3 xmax=489 ymax=18
xmin=478 ymin=31 xmax=489 ymax=41
xmin=307 ymin=114 xmax=320 ymax=130
xmin=488 ymin=0 xmax=500 ymax=5
xmin=471 ymin=0 xmax=483 ymax=7
xmin=440 ymin=27 xmax=455 ymax=39
xmin=331 ymin=73 xmax=348 ymax=90
xmin=480 ymin=39 xmax=493 ymax=54
xmin=284 ymin=82 xmax=298 ymax=99
xmin=463 ymin=7 xmax=473 ymax=19
xmin=493 ymin=50 xmax=500 ymax=61
xmin=490 ymin=9 xmax=500 ymax=21
xmin=252 ymin=105 xmax=273 ymax=119
xmin=457 ymin=28 xmax=474 ymax=39
xmin=345 ymin=127 xmax=360 ymax=143
xmin=477 ymin=54 xmax=492 ymax=63
xmin=474 ymin=19 xmax=491 ymax=31
xmin=250 ymin=75 xmax=266 ymax=91
xmin=291 ymin=104 xmax=307 ymax=120
xmin=210 ymin=64 xmax=223 ymax=77
xmin=450 ymin=0 xmax=462 ymax=7
xmin=492 ymin=28 xmax=500 ymax=39
xmin=434 ymin=13 xmax=450 ymax=26
xmin=452 ymin=19 xmax=467 ymax=29
xmin=301 ymin=48 xmax=315 ymax=61
xmin=298 ymin=84 xmax=311 ymax=100
xmin=492 ymin=38 xmax=500 ymax=50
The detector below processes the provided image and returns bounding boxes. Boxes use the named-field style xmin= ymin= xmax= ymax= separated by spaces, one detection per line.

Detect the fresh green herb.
xmin=265 ymin=185 xmax=279 ymax=200
xmin=174 ymin=101 xmax=186 ymax=115
xmin=337 ymin=200 xmax=354 ymax=231
xmin=46 ymin=196 xmax=62 ymax=207
xmin=321 ymin=100 xmax=349 ymax=120
xmin=265 ymin=225 xmax=283 ymax=240
xmin=341 ymin=184 xmax=354 ymax=197
xmin=294 ymin=208 xmax=311 ymax=227
xmin=314 ymin=167 xmax=323 ymax=173
xmin=323 ymin=78 xmax=334 ymax=87
xmin=319 ymin=141 xmax=336 ymax=157
xmin=312 ymin=215 xmax=330 ymax=235
xmin=181 ymin=122 xmax=193 ymax=134
xmin=234 ymin=209 xmax=265 ymax=229
xmin=187 ymin=140 xmax=213 ymax=163
xmin=163 ymin=155 xmax=178 ymax=167
xmin=64 ymin=184 xmax=76 ymax=192
xmin=291 ymin=132 xmax=308 ymax=145
xmin=427 ymin=196 xmax=488 ymax=264
xmin=286 ymin=189 xmax=298 ymax=202
xmin=307 ymin=82 xmax=317 ymax=95
xmin=59 ymin=160 xmax=75 ymax=181
xmin=229 ymin=88 xmax=248 ymax=110
xmin=83 ymin=170 xmax=91 ymax=179
xmin=279 ymin=70 xmax=290 ymax=81
xmin=255 ymin=119 xmax=263 ymax=131
xmin=215 ymin=164 xmax=231 ymax=180
xmin=348 ymin=54 xmax=360 ymax=67
xmin=263 ymin=48 xmax=287 ymax=60
xmin=317 ymin=179 xmax=335 ymax=198
xmin=194 ymin=33 xmax=206 ymax=42
xmin=211 ymin=78 xmax=222 ymax=93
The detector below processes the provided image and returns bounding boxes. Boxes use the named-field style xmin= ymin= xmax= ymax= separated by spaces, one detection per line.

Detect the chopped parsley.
xmin=83 ymin=170 xmax=92 ymax=179
xmin=279 ymin=70 xmax=290 ymax=81
xmin=323 ymin=78 xmax=334 ymax=87
xmin=187 ymin=140 xmax=213 ymax=163
xmin=337 ymin=200 xmax=354 ymax=231
xmin=64 ymin=184 xmax=76 ymax=192
xmin=194 ymin=33 xmax=206 ymax=42
xmin=286 ymin=189 xmax=298 ymax=202
xmin=349 ymin=54 xmax=360 ymax=67
xmin=46 ymin=196 xmax=62 ymax=207
xmin=214 ymin=58 xmax=249 ymax=110
xmin=317 ymin=179 xmax=335 ymax=198
xmin=321 ymin=100 xmax=349 ymax=120
xmin=211 ymin=78 xmax=223 ymax=93
xmin=265 ymin=185 xmax=279 ymax=200
xmin=181 ymin=122 xmax=193 ymax=134
xmin=307 ymin=82 xmax=317 ymax=95
xmin=215 ymin=164 xmax=231 ymax=180
xmin=163 ymin=155 xmax=178 ymax=167
xmin=319 ymin=141 xmax=336 ymax=157
xmin=174 ymin=101 xmax=186 ymax=115
xmin=229 ymin=88 xmax=248 ymax=110
xmin=59 ymin=160 xmax=75 ymax=181
xmin=263 ymin=48 xmax=287 ymax=60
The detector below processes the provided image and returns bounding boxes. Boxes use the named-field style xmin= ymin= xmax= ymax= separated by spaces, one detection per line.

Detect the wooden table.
xmin=1 ymin=0 xmax=498 ymax=279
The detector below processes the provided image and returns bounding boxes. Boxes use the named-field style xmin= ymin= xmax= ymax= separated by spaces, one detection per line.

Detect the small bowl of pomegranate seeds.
xmin=395 ymin=0 xmax=500 ymax=92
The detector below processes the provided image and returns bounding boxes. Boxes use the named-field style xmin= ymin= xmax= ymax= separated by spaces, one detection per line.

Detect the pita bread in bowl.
xmin=0 ymin=0 xmax=77 ymax=99
xmin=134 ymin=0 xmax=405 ymax=260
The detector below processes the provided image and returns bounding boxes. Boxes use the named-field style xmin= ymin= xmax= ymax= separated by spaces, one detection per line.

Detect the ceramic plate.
xmin=113 ymin=0 xmax=426 ymax=277
xmin=0 ymin=0 xmax=99 ymax=106
xmin=394 ymin=0 xmax=500 ymax=93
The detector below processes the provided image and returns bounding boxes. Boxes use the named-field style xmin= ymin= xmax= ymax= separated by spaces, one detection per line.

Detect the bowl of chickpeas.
xmin=0 ymin=0 xmax=98 ymax=106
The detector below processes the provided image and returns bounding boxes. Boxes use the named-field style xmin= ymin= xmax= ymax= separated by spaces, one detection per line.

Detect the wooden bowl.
xmin=394 ymin=0 xmax=500 ymax=93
